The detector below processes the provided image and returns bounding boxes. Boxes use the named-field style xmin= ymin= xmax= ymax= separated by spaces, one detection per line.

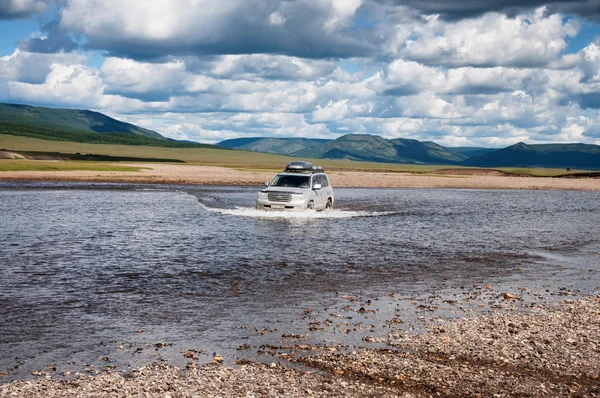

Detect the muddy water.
xmin=1 ymin=182 xmax=599 ymax=380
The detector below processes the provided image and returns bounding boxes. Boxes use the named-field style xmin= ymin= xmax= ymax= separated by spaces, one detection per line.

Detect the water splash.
xmin=198 ymin=203 xmax=397 ymax=219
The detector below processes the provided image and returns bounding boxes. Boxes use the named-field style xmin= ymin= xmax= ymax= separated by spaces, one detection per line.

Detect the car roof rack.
xmin=284 ymin=161 xmax=324 ymax=174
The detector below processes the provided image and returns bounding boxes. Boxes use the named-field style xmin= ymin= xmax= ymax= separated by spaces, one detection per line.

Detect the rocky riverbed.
xmin=2 ymin=296 xmax=599 ymax=397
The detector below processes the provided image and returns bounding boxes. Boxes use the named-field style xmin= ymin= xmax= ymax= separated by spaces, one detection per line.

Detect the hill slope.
xmin=448 ymin=147 xmax=496 ymax=157
xmin=294 ymin=134 xmax=466 ymax=164
xmin=218 ymin=137 xmax=329 ymax=155
xmin=0 ymin=103 xmax=213 ymax=148
xmin=464 ymin=142 xmax=600 ymax=169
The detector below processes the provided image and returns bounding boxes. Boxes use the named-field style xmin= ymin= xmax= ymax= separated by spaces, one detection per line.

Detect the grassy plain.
xmin=499 ymin=167 xmax=579 ymax=177
xmin=0 ymin=160 xmax=146 ymax=172
xmin=0 ymin=134 xmax=585 ymax=177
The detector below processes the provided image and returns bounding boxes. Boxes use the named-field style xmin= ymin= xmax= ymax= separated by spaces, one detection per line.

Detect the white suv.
xmin=256 ymin=161 xmax=334 ymax=211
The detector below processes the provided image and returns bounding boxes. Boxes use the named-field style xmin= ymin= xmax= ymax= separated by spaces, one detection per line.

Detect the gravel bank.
xmin=3 ymin=297 xmax=599 ymax=397
xmin=1 ymin=163 xmax=600 ymax=190
xmin=295 ymin=297 xmax=600 ymax=397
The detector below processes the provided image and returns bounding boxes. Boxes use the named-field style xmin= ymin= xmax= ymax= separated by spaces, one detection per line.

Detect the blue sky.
xmin=0 ymin=20 xmax=37 ymax=53
xmin=1 ymin=0 xmax=600 ymax=146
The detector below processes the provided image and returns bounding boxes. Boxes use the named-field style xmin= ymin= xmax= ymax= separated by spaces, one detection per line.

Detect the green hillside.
xmin=464 ymin=142 xmax=600 ymax=169
xmin=0 ymin=103 xmax=213 ymax=148
xmin=3 ymin=103 xmax=599 ymax=169
xmin=293 ymin=134 xmax=465 ymax=164
xmin=391 ymin=138 xmax=467 ymax=163
xmin=219 ymin=134 xmax=467 ymax=164
xmin=218 ymin=137 xmax=329 ymax=155
xmin=448 ymin=147 xmax=496 ymax=157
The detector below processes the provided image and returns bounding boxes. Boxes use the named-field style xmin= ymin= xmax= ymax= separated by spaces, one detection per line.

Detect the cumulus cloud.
xmin=0 ymin=49 xmax=87 ymax=84
xmin=101 ymin=57 xmax=190 ymax=101
xmin=0 ymin=0 xmax=48 ymax=19
xmin=378 ymin=0 xmax=600 ymax=21
xmin=59 ymin=0 xmax=379 ymax=59
xmin=18 ymin=21 xmax=78 ymax=53
xmin=389 ymin=8 xmax=579 ymax=67
xmin=195 ymin=55 xmax=337 ymax=81
xmin=118 ymin=111 xmax=334 ymax=144
xmin=544 ymin=40 xmax=600 ymax=109
xmin=3 ymin=0 xmax=600 ymax=146
xmin=6 ymin=62 xmax=105 ymax=107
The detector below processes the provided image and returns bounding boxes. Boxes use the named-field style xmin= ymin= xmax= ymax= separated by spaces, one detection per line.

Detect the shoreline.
xmin=2 ymin=295 xmax=598 ymax=397
xmin=1 ymin=163 xmax=600 ymax=190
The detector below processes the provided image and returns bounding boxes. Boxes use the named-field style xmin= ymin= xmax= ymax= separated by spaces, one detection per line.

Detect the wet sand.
xmin=1 ymin=162 xmax=600 ymax=190
xmin=2 ymin=295 xmax=599 ymax=397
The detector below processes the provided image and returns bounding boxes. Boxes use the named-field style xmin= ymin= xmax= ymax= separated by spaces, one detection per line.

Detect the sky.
xmin=1 ymin=0 xmax=600 ymax=147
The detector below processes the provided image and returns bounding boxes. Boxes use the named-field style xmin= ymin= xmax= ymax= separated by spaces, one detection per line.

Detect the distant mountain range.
xmin=0 ymin=103 xmax=215 ymax=148
xmin=462 ymin=142 xmax=600 ymax=169
xmin=1 ymin=103 xmax=599 ymax=169
xmin=217 ymin=137 xmax=329 ymax=155
xmin=293 ymin=134 xmax=467 ymax=164
xmin=219 ymin=134 xmax=468 ymax=164
xmin=219 ymin=135 xmax=600 ymax=169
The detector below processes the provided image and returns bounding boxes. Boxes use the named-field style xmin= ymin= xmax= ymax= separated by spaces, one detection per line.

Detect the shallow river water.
xmin=1 ymin=182 xmax=599 ymax=380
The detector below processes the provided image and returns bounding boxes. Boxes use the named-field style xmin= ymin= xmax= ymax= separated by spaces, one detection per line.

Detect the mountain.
xmin=218 ymin=137 xmax=329 ymax=155
xmin=464 ymin=142 xmax=600 ymax=169
xmin=391 ymin=138 xmax=468 ymax=163
xmin=219 ymin=134 xmax=470 ymax=164
xmin=293 ymin=134 xmax=467 ymax=164
xmin=0 ymin=103 xmax=213 ymax=148
xmin=219 ymin=134 xmax=600 ymax=169
xmin=447 ymin=147 xmax=496 ymax=157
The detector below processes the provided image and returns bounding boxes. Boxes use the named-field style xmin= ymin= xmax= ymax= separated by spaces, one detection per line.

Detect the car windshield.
xmin=270 ymin=174 xmax=310 ymax=188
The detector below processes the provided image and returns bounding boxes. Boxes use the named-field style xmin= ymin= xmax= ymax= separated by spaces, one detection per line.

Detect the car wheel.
xmin=325 ymin=198 xmax=333 ymax=210
xmin=307 ymin=200 xmax=314 ymax=210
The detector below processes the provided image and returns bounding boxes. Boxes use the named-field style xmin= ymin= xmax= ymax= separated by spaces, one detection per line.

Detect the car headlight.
xmin=258 ymin=192 xmax=268 ymax=199
xmin=291 ymin=193 xmax=306 ymax=198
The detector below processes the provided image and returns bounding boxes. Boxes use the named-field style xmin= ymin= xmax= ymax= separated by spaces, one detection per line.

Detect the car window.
xmin=320 ymin=174 xmax=329 ymax=187
xmin=271 ymin=175 xmax=310 ymax=188
xmin=313 ymin=175 xmax=324 ymax=187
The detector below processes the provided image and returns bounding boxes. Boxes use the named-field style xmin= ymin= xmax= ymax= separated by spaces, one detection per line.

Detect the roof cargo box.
xmin=285 ymin=161 xmax=314 ymax=171
xmin=284 ymin=161 xmax=324 ymax=173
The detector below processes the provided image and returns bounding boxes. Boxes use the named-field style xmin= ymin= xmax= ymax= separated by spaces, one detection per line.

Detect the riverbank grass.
xmin=0 ymin=159 xmax=147 ymax=172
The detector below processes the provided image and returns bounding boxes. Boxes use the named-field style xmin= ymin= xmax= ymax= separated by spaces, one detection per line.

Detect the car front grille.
xmin=267 ymin=192 xmax=292 ymax=202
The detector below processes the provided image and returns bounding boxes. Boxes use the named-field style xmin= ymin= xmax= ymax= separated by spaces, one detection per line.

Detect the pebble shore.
xmin=2 ymin=296 xmax=599 ymax=397
xmin=2 ymin=163 xmax=600 ymax=190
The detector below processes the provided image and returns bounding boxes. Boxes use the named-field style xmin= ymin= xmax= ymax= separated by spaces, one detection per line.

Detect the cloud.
xmin=311 ymin=100 xmax=351 ymax=122
xmin=100 ymin=57 xmax=189 ymax=101
xmin=373 ymin=60 xmax=537 ymax=98
xmin=6 ymin=62 xmax=105 ymax=107
xmin=193 ymin=55 xmax=337 ymax=81
xmin=3 ymin=1 xmax=600 ymax=147
xmin=0 ymin=0 xmax=48 ymax=19
xmin=118 ymin=111 xmax=334 ymax=144
xmin=388 ymin=7 xmax=579 ymax=67
xmin=59 ymin=0 xmax=379 ymax=60
xmin=0 ymin=49 xmax=86 ymax=84
xmin=547 ymin=39 xmax=600 ymax=109
xmin=583 ymin=123 xmax=600 ymax=138
xmin=378 ymin=0 xmax=600 ymax=21
xmin=18 ymin=21 xmax=78 ymax=53
xmin=574 ymin=93 xmax=600 ymax=108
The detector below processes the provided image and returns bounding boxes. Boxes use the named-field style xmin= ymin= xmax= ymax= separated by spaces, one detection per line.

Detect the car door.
xmin=312 ymin=175 xmax=324 ymax=209
xmin=319 ymin=175 xmax=329 ymax=209
xmin=322 ymin=175 xmax=333 ymax=204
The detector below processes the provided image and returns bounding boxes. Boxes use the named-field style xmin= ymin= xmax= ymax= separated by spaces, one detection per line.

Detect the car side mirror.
xmin=313 ymin=183 xmax=322 ymax=190
xmin=264 ymin=182 xmax=270 ymax=186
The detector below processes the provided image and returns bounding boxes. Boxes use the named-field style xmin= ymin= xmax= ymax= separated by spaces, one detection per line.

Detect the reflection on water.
xmin=0 ymin=182 xmax=599 ymax=380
